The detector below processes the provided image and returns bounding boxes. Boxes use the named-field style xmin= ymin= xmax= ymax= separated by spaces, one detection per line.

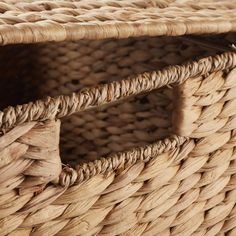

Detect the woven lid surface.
xmin=0 ymin=0 xmax=236 ymax=45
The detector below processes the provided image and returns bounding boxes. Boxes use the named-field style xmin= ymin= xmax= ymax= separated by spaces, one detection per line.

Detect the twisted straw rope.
xmin=0 ymin=52 xmax=235 ymax=186
xmin=0 ymin=0 xmax=235 ymax=44
xmin=60 ymin=135 xmax=187 ymax=185
xmin=0 ymin=51 xmax=233 ymax=185
xmin=2 ymin=50 xmax=236 ymax=235
xmin=1 ymin=52 xmax=236 ymax=134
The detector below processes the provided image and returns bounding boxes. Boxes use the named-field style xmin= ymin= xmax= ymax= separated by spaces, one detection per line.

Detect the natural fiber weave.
xmin=0 ymin=0 xmax=235 ymax=45
xmin=1 ymin=46 xmax=236 ymax=234
xmin=1 ymin=1 xmax=236 ymax=235
xmin=0 ymin=35 xmax=225 ymax=165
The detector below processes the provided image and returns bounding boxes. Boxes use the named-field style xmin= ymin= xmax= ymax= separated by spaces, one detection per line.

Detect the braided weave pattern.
xmin=1 ymin=126 xmax=236 ymax=235
xmin=0 ymin=4 xmax=235 ymax=232
xmin=0 ymin=36 xmax=223 ymax=165
xmin=0 ymin=51 xmax=235 ymax=134
xmin=0 ymin=49 xmax=236 ymax=234
xmin=0 ymin=0 xmax=235 ymax=44
xmin=174 ymin=67 xmax=236 ymax=138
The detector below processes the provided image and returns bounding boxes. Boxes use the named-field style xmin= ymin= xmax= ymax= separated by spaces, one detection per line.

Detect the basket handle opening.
xmin=0 ymin=52 xmax=235 ymax=134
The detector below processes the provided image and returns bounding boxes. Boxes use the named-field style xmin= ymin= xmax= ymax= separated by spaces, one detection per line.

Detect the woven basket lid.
xmin=1 ymin=0 xmax=236 ymax=45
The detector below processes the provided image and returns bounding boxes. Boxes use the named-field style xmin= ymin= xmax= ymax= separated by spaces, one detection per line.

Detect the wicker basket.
xmin=1 ymin=1 xmax=236 ymax=235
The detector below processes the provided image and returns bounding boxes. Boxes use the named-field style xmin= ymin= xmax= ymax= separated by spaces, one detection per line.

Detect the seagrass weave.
xmin=1 ymin=1 xmax=236 ymax=236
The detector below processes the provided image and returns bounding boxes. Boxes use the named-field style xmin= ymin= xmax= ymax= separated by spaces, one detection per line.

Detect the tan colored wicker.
xmin=1 ymin=1 xmax=236 ymax=236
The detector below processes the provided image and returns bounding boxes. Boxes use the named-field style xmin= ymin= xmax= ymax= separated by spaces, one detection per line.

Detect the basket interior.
xmin=0 ymin=34 xmax=232 ymax=165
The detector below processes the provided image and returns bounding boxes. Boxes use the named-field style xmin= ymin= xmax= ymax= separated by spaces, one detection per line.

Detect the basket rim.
xmin=59 ymin=135 xmax=188 ymax=186
xmin=0 ymin=0 xmax=236 ymax=45
xmin=0 ymin=51 xmax=236 ymax=185
xmin=0 ymin=52 xmax=235 ymax=134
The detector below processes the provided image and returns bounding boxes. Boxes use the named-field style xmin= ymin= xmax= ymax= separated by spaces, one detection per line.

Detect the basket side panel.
xmin=3 ymin=134 xmax=236 ymax=235
xmin=173 ymin=68 xmax=236 ymax=138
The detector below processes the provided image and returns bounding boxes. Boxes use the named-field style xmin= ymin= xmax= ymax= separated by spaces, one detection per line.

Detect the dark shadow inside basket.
xmin=0 ymin=34 xmax=233 ymax=165
xmin=61 ymin=88 xmax=173 ymax=165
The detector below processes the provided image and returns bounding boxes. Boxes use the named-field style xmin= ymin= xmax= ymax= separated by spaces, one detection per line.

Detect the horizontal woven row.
xmin=2 ymin=54 xmax=236 ymax=234
xmin=0 ymin=0 xmax=236 ymax=45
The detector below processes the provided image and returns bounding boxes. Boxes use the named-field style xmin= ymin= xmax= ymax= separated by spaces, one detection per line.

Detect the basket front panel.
xmin=0 ymin=35 xmax=236 ymax=235
xmin=16 ymin=36 xmax=221 ymax=165
xmin=2 ymin=135 xmax=236 ymax=235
